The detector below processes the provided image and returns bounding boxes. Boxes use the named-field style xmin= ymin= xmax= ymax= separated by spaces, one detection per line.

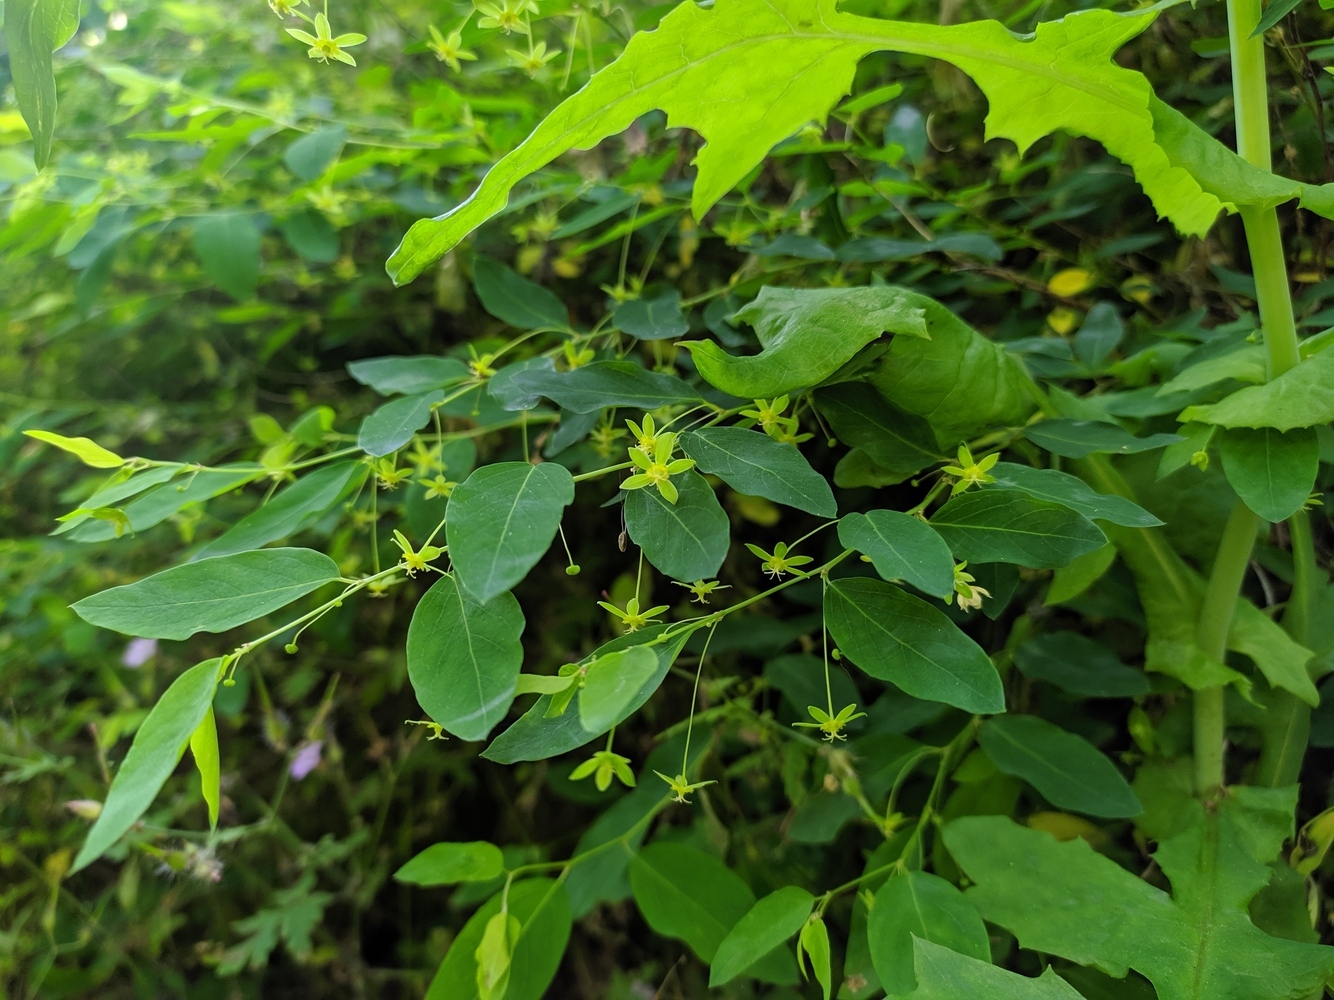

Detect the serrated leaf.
xmin=197 ymin=462 xmax=366 ymax=559
xmin=1023 ymin=420 xmax=1183 ymax=459
xmin=1013 ymin=632 xmax=1149 ymax=698
xmin=630 ymin=843 xmax=755 ymax=962
xmin=347 ymin=356 xmax=471 ymax=395
xmin=24 ymin=429 xmax=124 ymax=468
xmin=837 ymin=510 xmax=955 ymax=599
xmin=504 ymin=360 xmax=703 ymax=413
xmin=472 ymin=256 xmax=568 ymax=330
xmin=1219 ymin=427 xmax=1319 ymax=523
xmin=681 ymin=426 xmax=836 ymax=517
xmin=711 ymin=886 xmax=814 ymax=987
xmin=445 ymin=462 xmax=575 ymax=602
xmin=189 ymin=706 xmax=221 ymax=830
xmin=624 ymin=468 xmax=729 ymax=582
xmin=357 ymin=390 xmax=445 ymax=457
xmin=867 ymin=871 xmax=991 ymax=995
xmin=579 ymin=645 xmax=659 ymax=734
xmin=72 ymin=658 xmax=222 ymax=871
xmin=978 ymin=715 xmax=1141 ymax=818
xmin=406 ymin=574 xmax=524 ymax=742
xmin=394 ymin=841 xmax=505 ymax=886
xmin=825 ymin=576 xmax=1003 ymax=713
xmin=72 ymin=548 xmax=340 ymax=640
xmin=930 ymin=489 xmax=1107 ymax=569
xmin=6 ymin=0 xmax=80 ymax=169
xmin=988 ymin=463 xmax=1162 ymax=528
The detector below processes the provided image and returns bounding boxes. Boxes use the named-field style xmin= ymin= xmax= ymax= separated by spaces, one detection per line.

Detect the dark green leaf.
xmin=988 ymin=463 xmax=1162 ymax=528
xmin=406 ymin=574 xmax=524 ymax=742
xmin=930 ymin=489 xmax=1107 ymax=569
xmin=613 ymin=291 xmax=689 ymax=340
xmin=836 ymin=232 xmax=1003 ymax=263
xmin=906 ymin=939 xmax=1088 ymax=999
xmin=1219 ymin=426 xmax=1319 ymax=523
xmin=197 ymin=462 xmax=365 ymax=558
xmin=505 ymin=360 xmax=703 ymax=413
xmin=347 ymin=356 xmax=470 ymax=396
xmin=5 ymin=0 xmax=80 ymax=169
xmin=277 ymin=209 xmax=339 ymax=263
xmin=357 ymin=390 xmax=445 ymax=457
xmin=1251 ymin=0 xmax=1303 ymax=36
xmin=825 ymin=576 xmax=1003 ymax=713
xmin=489 ymin=357 xmax=556 ymax=411
xmin=681 ymin=426 xmax=836 ymax=517
xmin=837 ymin=510 xmax=955 ymax=599
xmin=193 ymin=213 xmax=261 ymax=301
xmin=72 ymin=659 xmax=221 ymax=871
xmin=1013 ymin=632 xmax=1150 ymax=698
xmin=630 ymin=843 xmax=755 ymax=962
xmin=1073 ymin=302 xmax=1124 ymax=368
xmin=867 ymin=871 xmax=990 ymax=995
xmin=445 ymin=462 xmax=575 ymax=602
xmin=816 ymin=383 xmax=941 ymax=481
xmin=283 ymin=126 xmax=346 ymax=181
xmin=624 ymin=468 xmax=729 ymax=582
xmin=394 ymin=841 xmax=505 ymax=886
xmin=978 ymin=715 xmax=1141 ymax=818
xmin=472 ymin=256 xmax=567 ymax=329
xmin=72 ymin=548 xmax=340 ymax=640
xmin=579 ymin=645 xmax=659 ymax=733
xmin=711 ymin=886 xmax=814 ymax=986
xmin=1023 ymin=420 xmax=1182 ymax=459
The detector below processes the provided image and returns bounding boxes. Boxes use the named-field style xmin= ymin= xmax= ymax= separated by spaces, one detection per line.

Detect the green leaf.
xmin=72 ymin=658 xmax=222 ymax=871
xmin=837 ymin=510 xmax=955 ymax=599
xmin=394 ymin=841 xmax=505 ymax=886
xmin=684 ymin=286 xmax=928 ymax=398
xmin=1157 ymin=344 xmax=1266 ymax=396
xmin=489 ymin=357 xmax=556 ymax=411
xmin=816 ymin=383 xmax=942 ymax=482
xmin=904 ymin=939 xmax=1088 ymax=999
xmin=197 ymin=462 xmax=366 ymax=559
xmin=978 ymin=715 xmax=1141 ymax=818
xmin=799 ymin=915 xmax=833 ymax=1000
xmin=1023 ymin=420 xmax=1183 ymax=459
xmin=193 ymin=213 xmax=261 ymax=301
xmin=630 ymin=842 xmax=755 ymax=962
xmin=988 ymin=463 xmax=1162 ymax=528
xmin=188 ymin=706 xmax=220 ymax=830
xmin=472 ymin=256 xmax=567 ymax=330
xmin=613 ymin=291 xmax=689 ymax=340
xmin=406 ymin=574 xmax=524 ymax=742
xmin=53 ymin=464 xmax=183 ymax=535
xmin=425 ymin=879 xmax=572 ymax=1000
xmin=825 ymin=576 xmax=1003 ymax=713
xmin=446 ymin=462 xmax=575 ymax=602
xmin=867 ymin=871 xmax=991 ymax=995
xmin=5 ymin=0 xmax=80 ymax=169
xmin=1219 ymin=427 xmax=1319 ymax=523
xmin=72 ymin=548 xmax=340 ymax=640
xmin=681 ymin=426 xmax=836 ymax=517
xmin=278 ymin=209 xmax=339 ymax=263
xmin=68 ymin=464 xmax=262 ymax=543
xmin=711 ymin=886 xmax=814 ymax=987
xmin=1044 ymin=543 xmax=1116 ymax=606
xmin=1252 ymin=0 xmax=1304 ymax=34
xmin=930 ymin=489 xmax=1107 ymax=569
xmin=1013 ymin=632 xmax=1150 ymax=698
xmin=503 ymin=360 xmax=703 ymax=413
xmin=945 ymin=790 xmax=1334 ymax=1000
xmin=357 ymin=390 xmax=445 ymax=457
xmin=579 ymin=645 xmax=659 ymax=734
xmin=482 ymin=625 xmax=692 ymax=763
xmin=24 ymin=429 xmax=124 ymax=468
xmin=624 ymin=468 xmax=729 ymax=582
xmin=347 ymin=356 xmax=471 ymax=395
xmin=283 ymin=125 xmax=346 ymax=181
xmin=1073 ymin=302 xmax=1124 ymax=369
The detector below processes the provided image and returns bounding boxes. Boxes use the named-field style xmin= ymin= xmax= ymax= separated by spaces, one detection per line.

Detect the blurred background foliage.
xmin=2 ymin=0 xmax=1332 ymax=996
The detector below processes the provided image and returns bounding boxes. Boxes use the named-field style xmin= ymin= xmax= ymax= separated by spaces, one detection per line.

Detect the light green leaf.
xmin=283 ymin=125 xmax=346 ymax=181
xmin=406 ymin=574 xmax=524 ymax=742
xmin=1023 ymin=420 xmax=1183 ymax=459
xmin=988 ymin=463 xmax=1162 ymax=528
xmin=837 ymin=510 xmax=955 ymax=599
xmin=867 ymin=870 xmax=991 ymax=995
xmin=514 ymin=674 xmax=574 ymax=696
xmin=357 ymin=390 xmax=445 ymax=457
xmin=425 ymin=879 xmax=572 ymax=1000
xmin=1013 ymin=632 xmax=1149 ymax=699
xmin=930 ymin=489 xmax=1107 ymax=569
xmin=825 ymin=576 xmax=1003 ymax=713
xmin=24 ymin=429 xmax=124 ymax=468
xmin=624 ymin=468 xmax=729 ymax=582
xmin=53 ymin=464 xmax=183 ymax=535
xmin=579 ymin=645 xmax=659 ymax=734
xmin=799 ymin=915 xmax=833 ymax=1000
xmin=197 ymin=462 xmax=366 ymax=559
xmin=614 ymin=291 xmax=689 ymax=340
xmin=905 ymin=939 xmax=1088 ymax=999
xmin=189 ymin=706 xmax=220 ymax=831
xmin=978 ymin=715 xmax=1140 ymax=818
xmin=946 ymin=790 xmax=1334 ymax=1000
xmin=193 ymin=213 xmax=261 ymax=301
xmin=684 ymin=286 xmax=928 ymax=399
xmin=630 ymin=843 xmax=755 ymax=962
xmin=817 ymin=383 xmax=941 ymax=483
xmin=711 ymin=886 xmax=814 ymax=987
xmin=1157 ymin=344 xmax=1266 ymax=396
xmin=1045 ymin=544 xmax=1117 ymax=605
xmin=1219 ymin=427 xmax=1319 ymax=523
xmin=681 ymin=426 xmax=836 ymax=517
xmin=72 ymin=548 xmax=340 ymax=640
xmin=72 ymin=658 xmax=222 ymax=871
xmin=394 ymin=841 xmax=505 ymax=886
xmin=446 ymin=461 xmax=576 ymax=602
xmin=347 ymin=355 xmax=471 ymax=395
xmin=68 ymin=464 xmax=262 ymax=543
xmin=472 ymin=255 xmax=568 ymax=330
xmin=5 ymin=0 xmax=80 ymax=169
xmin=1179 ymin=348 xmax=1334 ymax=430
xmin=503 ymin=360 xmax=702 ymax=413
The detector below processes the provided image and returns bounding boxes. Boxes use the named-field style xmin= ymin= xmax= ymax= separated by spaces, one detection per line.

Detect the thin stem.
xmin=681 ymin=624 xmax=717 ymax=776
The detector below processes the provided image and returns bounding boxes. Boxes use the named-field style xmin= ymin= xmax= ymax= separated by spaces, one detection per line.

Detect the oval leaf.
xmin=472 ymin=256 xmax=568 ymax=329
xmin=394 ymin=841 xmax=505 ymax=886
xmin=711 ymin=886 xmax=815 ymax=986
xmin=579 ymin=645 xmax=659 ymax=734
xmin=837 ymin=510 xmax=954 ymax=599
xmin=1219 ymin=426 xmax=1319 ymax=523
xmin=506 ymin=360 xmax=702 ymax=413
xmin=624 ymin=468 xmax=729 ymax=582
xmin=681 ymin=426 xmax=836 ymax=517
xmin=24 ymin=429 xmax=124 ymax=468
xmin=1022 ymin=419 xmax=1182 ymax=459
xmin=630 ymin=842 xmax=755 ymax=962
xmin=987 ymin=462 xmax=1161 ymax=528
xmin=357 ymin=390 xmax=445 ymax=457
xmin=348 ymin=356 xmax=470 ymax=396
xmin=930 ymin=489 xmax=1107 ymax=569
xmin=868 ymin=871 xmax=990 ymax=995
xmin=197 ymin=462 xmax=366 ymax=559
xmin=1013 ymin=632 xmax=1150 ymax=699
xmin=188 ymin=706 xmax=221 ymax=830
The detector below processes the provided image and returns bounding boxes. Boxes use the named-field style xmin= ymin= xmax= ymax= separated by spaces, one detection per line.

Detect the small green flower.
xmin=426 ymin=24 xmax=477 ymax=71
xmin=624 ymin=414 xmax=659 ymax=454
xmin=475 ymin=0 xmax=537 ymax=33
xmin=745 ymin=541 xmax=813 ymax=579
xmin=391 ymin=529 xmax=442 ymax=576
xmin=672 ymin=578 xmax=730 ymax=604
xmin=468 ymin=347 xmax=498 ymax=379
xmin=654 ymin=770 xmax=716 ymax=804
xmin=406 ymin=719 xmax=448 ymax=740
xmin=407 ymin=439 xmax=442 ymax=474
xmin=741 ymin=395 xmax=790 ymax=435
xmin=951 ymin=561 xmax=991 ymax=611
xmin=563 ymin=340 xmax=595 ymax=369
xmin=269 ymin=0 xmax=306 ymax=17
xmin=419 ymin=473 xmax=458 ymax=499
xmin=597 ymin=596 xmax=669 ymax=632
xmin=507 ymin=40 xmax=560 ymax=77
xmin=621 ymin=431 xmax=695 ymax=504
xmin=794 ymin=703 xmax=866 ymax=742
xmin=374 ymin=458 xmax=413 ymax=490
xmin=286 ymin=13 xmax=366 ymax=66
xmin=570 ymin=750 xmax=636 ymax=791
xmin=941 ymin=444 xmax=999 ymax=496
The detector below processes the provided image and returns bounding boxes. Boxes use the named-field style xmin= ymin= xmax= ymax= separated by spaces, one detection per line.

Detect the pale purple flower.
xmin=289 ymin=740 xmax=323 ymax=780
xmin=121 ymin=637 xmax=157 ymax=668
